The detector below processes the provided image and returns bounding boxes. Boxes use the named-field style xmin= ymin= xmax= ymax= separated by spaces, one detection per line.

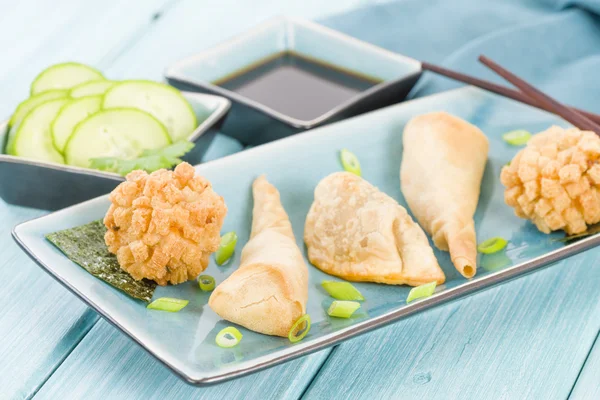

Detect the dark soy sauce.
xmin=214 ymin=52 xmax=382 ymax=121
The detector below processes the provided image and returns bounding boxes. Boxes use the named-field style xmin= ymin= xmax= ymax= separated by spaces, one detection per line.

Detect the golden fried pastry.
xmin=209 ymin=176 xmax=308 ymax=337
xmin=104 ymin=162 xmax=227 ymax=285
xmin=401 ymin=112 xmax=488 ymax=279
xmin=501 ymin=126 xmax=600 ymax=234
xmin=304 ymin=172 xmax=445 ymax=286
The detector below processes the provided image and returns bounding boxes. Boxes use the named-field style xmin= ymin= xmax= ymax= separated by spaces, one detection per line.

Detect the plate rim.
xmin=11 ymin=86 xmax=600 ymax=385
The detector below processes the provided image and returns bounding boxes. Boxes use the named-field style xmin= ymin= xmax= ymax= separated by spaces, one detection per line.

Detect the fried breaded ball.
xmin=501 ymin=126 xmax=600 ymax=234
xmin=104 ymin=162 xmax=227 ymax=285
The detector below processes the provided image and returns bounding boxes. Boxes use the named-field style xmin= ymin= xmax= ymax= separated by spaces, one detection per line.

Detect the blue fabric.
xmin=320 ymin=0 xmax=600 ymax=112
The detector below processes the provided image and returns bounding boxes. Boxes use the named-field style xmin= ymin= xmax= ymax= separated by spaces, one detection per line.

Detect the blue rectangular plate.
xmin=12 ymin=87 xmax=600 ymax=386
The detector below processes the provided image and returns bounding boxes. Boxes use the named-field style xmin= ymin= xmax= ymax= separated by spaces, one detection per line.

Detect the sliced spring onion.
xmin=216 ymin=327 xmax=243 ymax=348
xmin=215 ymin=231 xmax=238 ymax=265
xmin=477 ymin=237 xmax=508 ymax=254
xmin=146 ymin=297 xmax=189 ymax=312
xmin=321 ymin=281 xmax=364 ymax=301
xmin=327 ymin=300 xmax=361 ymax=318
xmin=502 ymin=129 xmax=531 ymax=146
xmin=340 ymin=149 xmax=361 ymax=176
xmin=288 ymin=314 xmax=311 ymax=343
xmin=198 ymin=275 xmax=216 ymax=292
xmin=406 ymin=282 xmax=437 ymax=304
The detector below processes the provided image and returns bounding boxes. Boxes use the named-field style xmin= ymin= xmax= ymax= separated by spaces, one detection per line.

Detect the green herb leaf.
xmin=502 ymin=129 xmax=532 ymax=146
xmin=147 ymin=297 xmax=189 ymax=312
xmin=321 ymin=280 xmax=364 ymax=301
xmin=477 ymin=237 xmax=508 ymax=254
xmin=215 ymin=231 xmax=238 ymax=265
xmin=327 ymin=300 xmax=361 ymax=318
xmin=406 ymin=281 xmax=437 ymax=303
xmin=198 ymin=275 xmax=216 ymax=292
xmin=216 ymin=327 xmax=243 ymax=348
xmin=288 ymin=314 xmax=311 ymax=343
xmin=340 ymin=149 xmax=361 ymax=176
xmin=46 ymin=220 xmax=157 ymax=302
xmin=90 ymin=140 xmax=195 ymax=176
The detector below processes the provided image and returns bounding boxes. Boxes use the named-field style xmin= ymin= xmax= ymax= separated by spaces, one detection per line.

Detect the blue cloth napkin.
xmin=321 ymin=0 xmax=600 ymax=110
xmin=202 ymin=0 xmax=600 ymax=160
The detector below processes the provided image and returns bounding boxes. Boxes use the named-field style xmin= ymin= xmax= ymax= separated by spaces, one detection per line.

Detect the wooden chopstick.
xmin=421 ymin=61 xmax=600 ymax=126
xmin=478 ymin=55 xmax=600 ymax=133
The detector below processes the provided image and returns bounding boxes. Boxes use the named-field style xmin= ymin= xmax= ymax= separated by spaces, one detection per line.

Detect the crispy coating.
xmin=104 ymin=163 xmax=227 ymax=285
xmin=501 ymin=126 xmax=600 ymax=234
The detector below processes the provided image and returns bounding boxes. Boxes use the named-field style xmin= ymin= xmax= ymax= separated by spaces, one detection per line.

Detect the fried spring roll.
xmin=400 ymin=112 xmax=489 ymax=278
xmin=209 ymin=176 xmax=308 ymax=337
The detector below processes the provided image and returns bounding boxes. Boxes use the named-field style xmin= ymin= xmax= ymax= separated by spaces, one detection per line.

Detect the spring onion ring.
xmin=340 ymin=149 xmax=361 ymax=176
xmin=477 ymin=237 xmax=508 ymax=254
xmin=146 ymin=297 xmax=189 ymax=312
xmin=321 ymin=281 xmax=364 ymax=301
xmin=288 ymin=314 xmax=311 ymax=343
xmin=215 ymin=231 xmax=238 ymax=265
xmin=327 ymin=300 xmax=361 ymax=318
xmin=216 ymin=327 xmax=243 ymax=348
xmin=502 ymin=129 xmax=531 ymax=146
xmin=198 ymin=275 xmax=216 ymax=292
xmin=406 ymin=282 xmax=437 ymax=303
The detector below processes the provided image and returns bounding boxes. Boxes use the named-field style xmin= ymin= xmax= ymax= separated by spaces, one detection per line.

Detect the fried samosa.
xmin=304 ymin=172 xmax=445 ymax=286
xmin=209 ymin=176 xmax=308 ymax=337
xmin=400 ymin=112 xmax=489 ymax=278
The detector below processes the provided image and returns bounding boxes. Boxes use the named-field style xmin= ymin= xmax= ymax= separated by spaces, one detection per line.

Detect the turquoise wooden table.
xmin=1 ymin=1 xmax=599 ymax=399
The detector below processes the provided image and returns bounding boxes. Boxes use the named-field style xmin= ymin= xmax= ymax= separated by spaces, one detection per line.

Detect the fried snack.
xmin=501 ymin=126 xmax=600 ymax=234
xmin=304 ymin=172 xmax=445 ymax=286
xmin=209 ymin=176 xmax=308 ymax=337
xmin=400 ymin=112 xmax=489 ymax=279
xmin=104 ymin=162 xmax=227 ymax=285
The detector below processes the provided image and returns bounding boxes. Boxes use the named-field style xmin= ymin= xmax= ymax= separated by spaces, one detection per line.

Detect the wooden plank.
xmin=33 ymin=320 xmax=330 ymax=400
xmin=303 ymin=252 xmax=600 ymax=400
xmin=570 ymin=333 xmax=600 ymax=400
xmin=0 ymin=1 xmax=179 ymax=398
xmin=0 ymin=0 xmax=175 ymax=118
xmin=0 ymin=204 xmax=98 ymax=399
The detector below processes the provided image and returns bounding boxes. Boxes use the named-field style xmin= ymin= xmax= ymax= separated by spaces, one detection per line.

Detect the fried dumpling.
xmin=209 ymin=176 xmax=308 ymax=337
xmin=400 ymin=112 xmax=489 ymax=278
xmin=304 ymin=172 xmax=445 ymax=286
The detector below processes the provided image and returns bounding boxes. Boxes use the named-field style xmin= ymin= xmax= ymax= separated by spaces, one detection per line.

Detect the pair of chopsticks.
xmin=421 ymin=57 xmax=600 ymax=134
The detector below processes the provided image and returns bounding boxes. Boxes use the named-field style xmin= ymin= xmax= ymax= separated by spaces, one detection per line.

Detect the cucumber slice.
xmin=69 ymin=80 xmax=116 ymax=98
xmin=65 ymin=108 xmax=171 ymax=168
xmin=31 ymin=62 xmax=104 ymax=95
xmin=13 ymin=98 xmax=70 ymax=164
xmin=103 ymin=80 xmax=197 ymax=141
xmin=51 ymin=96 xmax=103 ymax=153
xmin=6 ymin=89 xmax=68 ymax=154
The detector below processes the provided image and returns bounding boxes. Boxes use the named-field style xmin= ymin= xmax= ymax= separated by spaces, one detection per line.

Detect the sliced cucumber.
xmin=70 ymin=80 xmax=116 ymax=98
xmin=51 ymin=96 xmax=103 ymax=153
xmin=103 ymin=80 xmax=197 ymax=141
xmin=6 ymin=89 xmax=68 ymax=154
xmin=31 ymin=62 xmax=104 ymax=95
xmin=14 ymin=98 xmax=70 ymax=164
xmin=65 ymin=108 xmax=171 ymax=168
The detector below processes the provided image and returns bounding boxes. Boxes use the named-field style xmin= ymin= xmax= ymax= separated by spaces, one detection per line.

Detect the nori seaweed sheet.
xmin=46 ymin=220 xmax=156 ymax=302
